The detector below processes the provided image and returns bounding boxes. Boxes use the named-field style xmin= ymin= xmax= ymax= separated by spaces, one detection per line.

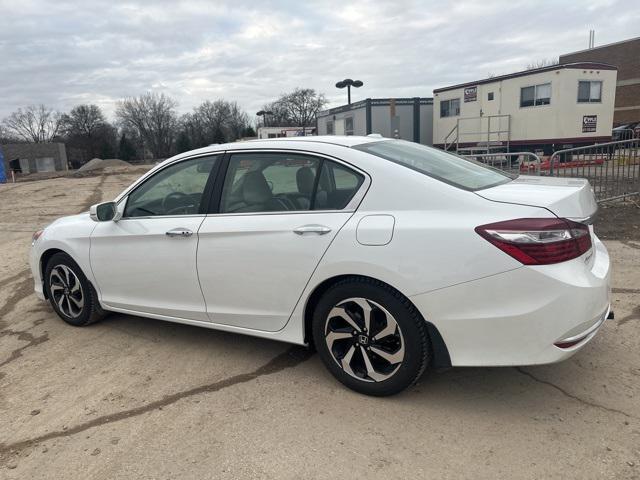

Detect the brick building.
xmin=560 ymin=36 xmax=640 ymax=125
xmin=0 ymin=143 xmax=68 ymax=174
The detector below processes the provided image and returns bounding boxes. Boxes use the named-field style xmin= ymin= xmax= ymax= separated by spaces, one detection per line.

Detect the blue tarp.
xmin=0 ymin=147 xmax=6 ymax=183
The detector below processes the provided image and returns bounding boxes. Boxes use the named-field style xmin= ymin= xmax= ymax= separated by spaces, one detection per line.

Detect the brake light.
xmin=475 ymin=218 xmax=592 ymax=265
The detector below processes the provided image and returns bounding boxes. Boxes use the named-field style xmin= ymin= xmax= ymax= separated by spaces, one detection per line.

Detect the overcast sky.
xmin=0 ymin=0 xmax=638 ymax=122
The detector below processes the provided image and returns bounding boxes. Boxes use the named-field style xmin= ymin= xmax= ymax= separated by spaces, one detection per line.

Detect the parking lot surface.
xmin=1 ymin=170 xmax=639 ymax=479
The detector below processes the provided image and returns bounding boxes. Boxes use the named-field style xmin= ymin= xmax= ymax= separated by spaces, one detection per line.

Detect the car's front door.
xmin=90 ymin=154 xmax=220 ymax=321
xmin=197 ymin=151 xmax=367 ymax=332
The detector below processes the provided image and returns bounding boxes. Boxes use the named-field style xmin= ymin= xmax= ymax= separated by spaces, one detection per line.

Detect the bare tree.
xmin=274 ymin=88 xmax=327 ymax=133
xmin=61 ymin=104 xmax=116 ymax=161
xmin=2 ymin=104 xmax=62 ymax=142
xmin=179 ymin=100 xmax=250 ymax=148
xmin=526 ymin=58 xmax=559 ymax=70
xmin=116 ymin=92 xmax=178 ymax=159
xmin=258 ymin=101 xmax=296 ymax=127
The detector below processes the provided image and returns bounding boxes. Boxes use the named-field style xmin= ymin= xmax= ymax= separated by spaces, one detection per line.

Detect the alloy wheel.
xmin=49 ymin=264 xmax=84 ymax=318
xmin=324 ymin=297 xmax=405 ymax=382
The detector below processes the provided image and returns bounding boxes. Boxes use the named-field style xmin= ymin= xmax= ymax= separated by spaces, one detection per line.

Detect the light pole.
xmin=256 ymin=110 xmax=273 ymax=128
xmin=335 ymin=79 xmax=363 ymax=105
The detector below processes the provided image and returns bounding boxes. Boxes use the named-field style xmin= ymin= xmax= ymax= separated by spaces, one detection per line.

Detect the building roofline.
xmin=433 ymin=62 xmax=617 ymax=94
xmin=560 ymin=35 xmax=640 ymax=57
xmin=317 ymin=97 xmax=433 ymax=117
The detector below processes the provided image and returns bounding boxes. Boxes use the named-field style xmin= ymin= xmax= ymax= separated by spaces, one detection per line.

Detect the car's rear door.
xmin=90 ymin=154 xmax=220 ymax=321
xmin=196 ymin=150 xmax=368 ymax=332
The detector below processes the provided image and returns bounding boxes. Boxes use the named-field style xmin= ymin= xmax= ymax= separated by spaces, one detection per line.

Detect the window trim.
xmin=116 ymin=153 xmax=223 ymax=220
xmin=440 ymin=98 xmax=460 ymax=118
xmin=577 ymin=80 xmax=603 ymax=103
xmin=205 ymin=149 xmax=371 ymax=217
xmin=519 ymin=82 xmax=552 ymax=108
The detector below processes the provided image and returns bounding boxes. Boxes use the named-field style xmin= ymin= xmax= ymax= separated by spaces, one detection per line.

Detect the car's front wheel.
xmin=312 ymin=277 xmax=430 ymax=396
xmin=44 ymin=252 xmax=106 ymax=326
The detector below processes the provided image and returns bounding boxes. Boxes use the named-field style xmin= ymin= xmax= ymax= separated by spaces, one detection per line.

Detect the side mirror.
xmin=90 ymin=201 xmax=121 ymax=222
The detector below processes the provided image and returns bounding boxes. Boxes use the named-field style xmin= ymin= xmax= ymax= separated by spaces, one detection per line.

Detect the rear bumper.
xmin=410 ymin=235 xmax=611 ymax=366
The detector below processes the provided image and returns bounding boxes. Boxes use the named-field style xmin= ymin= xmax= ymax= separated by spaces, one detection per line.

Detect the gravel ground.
xmin=0 ymin=171 xmax=639 ymax=479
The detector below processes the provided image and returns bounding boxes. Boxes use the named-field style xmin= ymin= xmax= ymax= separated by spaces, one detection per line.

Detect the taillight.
xmin=475 ymin=218 xmax=592 ymax=265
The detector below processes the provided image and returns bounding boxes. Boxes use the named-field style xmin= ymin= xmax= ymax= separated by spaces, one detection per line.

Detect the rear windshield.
xmin=353 ymin=140 xmax=514 ymax=191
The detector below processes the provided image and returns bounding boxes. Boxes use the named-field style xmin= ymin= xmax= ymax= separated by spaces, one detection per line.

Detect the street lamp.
xmin=256 ymin=110 xmax=273 ymax=128
xmin=335 ymin=79 xmax=363 ymax=105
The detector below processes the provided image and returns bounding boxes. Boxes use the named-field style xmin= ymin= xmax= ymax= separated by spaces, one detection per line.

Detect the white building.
xmin=316 ymin=98 xmax=434 ymax=145
xmin=433 ymin=62 xmax=617 ymax=154
xmin=257 ymin=126 xmax=315 ymax=139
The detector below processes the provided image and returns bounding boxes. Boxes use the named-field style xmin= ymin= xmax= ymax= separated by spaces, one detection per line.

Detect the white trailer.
xmin=316 ymin=97 xmax=434 ymax=146
xmin=433 ymin=62 xmax=617 ymax=155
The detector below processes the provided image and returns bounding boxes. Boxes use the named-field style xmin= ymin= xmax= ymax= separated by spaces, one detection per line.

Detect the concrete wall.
xmin=433 ymin=66 xmax=617 ymax=147
xmin=1 ymin=143 xmax=68 ymax=174
xmin=560 ymin=37 xmax=640 ymax=125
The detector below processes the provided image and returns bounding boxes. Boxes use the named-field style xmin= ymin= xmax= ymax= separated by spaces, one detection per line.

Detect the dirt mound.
xmin=77 ymin=158 xmax=131 ymax=172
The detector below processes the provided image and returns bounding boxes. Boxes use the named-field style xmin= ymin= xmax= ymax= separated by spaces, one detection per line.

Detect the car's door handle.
xmin=293 ymin=224 xmax=332 ymax=235
xmin=166 ymin=228 xmax=193 ymax=238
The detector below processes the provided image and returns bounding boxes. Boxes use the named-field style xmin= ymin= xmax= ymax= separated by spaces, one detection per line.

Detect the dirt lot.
xmin=0 ymin=170 xmax=639 ymax=479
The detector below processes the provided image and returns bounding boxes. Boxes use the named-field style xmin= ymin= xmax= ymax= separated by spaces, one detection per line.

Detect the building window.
xmin=326 ymin=121 xmax=334 ymax=135
xmin=344 ymin=117 xmax=354 ymax=135
xmin=520 ymin=83 xmax=551 ymax=107
xmin=440 ymin=98 xmax=460 ymax=117
xmin=488 ymin=92 xmax=494 ymax=101
xmin=578 ymin=81 xmax=602 ymax=103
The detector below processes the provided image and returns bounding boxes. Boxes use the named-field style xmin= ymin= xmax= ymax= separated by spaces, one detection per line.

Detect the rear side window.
xmin=218 ymin=153 xmax=363 ymax=213
xmin=353 ymin=140 xmax=513 ymax=191
xmin=314 ymin=160 xmax=364 ymax=210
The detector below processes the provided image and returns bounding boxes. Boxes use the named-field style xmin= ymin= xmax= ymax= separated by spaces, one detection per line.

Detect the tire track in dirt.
xmin=0 ymin=346 xmax=312 ymax=462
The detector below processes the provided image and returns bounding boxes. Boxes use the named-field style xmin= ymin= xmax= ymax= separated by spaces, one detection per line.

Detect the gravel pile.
xmin=77 ymin=158 xmax=132 ymax=172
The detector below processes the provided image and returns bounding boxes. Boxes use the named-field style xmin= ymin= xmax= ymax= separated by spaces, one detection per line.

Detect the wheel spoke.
xmin=50 ymin=284 xmax=64 ymax=293
xmin=341 ymin=345 xmax=358 ymax=378
xmin=361 ymin=347 xmax=389 ymax=382
xmin=68 ymin=294 xmax=84 ymax=311
xmin=374 ymin=319 xmax=397 ymax=341
xmin=349 ymin=298 xmax=372 ymax=333
xmin=51 ymin=270 xmax=65 ymax=287
xmin=370 ymin=345 xmax=404 ymax=365
xmin=329 ymin=307 xmax=361 ymax=333
xmin=61 ymin=265 xmax=72 ymax=286
xmin=325 ymin=330 xmax=352 ymax=350
xmin=57 ymin=295 xmax=66 ymax=312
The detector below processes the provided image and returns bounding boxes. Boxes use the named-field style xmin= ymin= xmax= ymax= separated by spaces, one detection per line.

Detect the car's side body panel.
xmin=30 ymin=213 xmax=97 ymax=300
xmin=197 ymin=211 xmax=353 ymax=331
xmin=90 ymin=216 xmax=209 ymax=321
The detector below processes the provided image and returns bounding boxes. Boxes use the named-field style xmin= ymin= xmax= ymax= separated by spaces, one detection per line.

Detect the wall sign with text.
xmin=582 ymin=115 xmax=597 ymax=133
xmin=464 ymin=86 xmax=477 ymax=102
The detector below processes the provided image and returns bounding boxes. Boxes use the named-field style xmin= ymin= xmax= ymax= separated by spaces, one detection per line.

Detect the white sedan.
xmin=30 ymin=136 xmax=611 ymax=396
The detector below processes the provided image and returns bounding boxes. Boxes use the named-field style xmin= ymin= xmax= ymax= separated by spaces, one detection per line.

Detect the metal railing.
xmin=548 ymin=138 xmax=640 ymax=202
xmin=463 ymin=152 xmax=541 ymax=175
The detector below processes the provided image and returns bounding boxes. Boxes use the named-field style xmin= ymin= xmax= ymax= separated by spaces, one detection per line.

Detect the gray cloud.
xmin=0 ymin=0 xmax=638 ymax=121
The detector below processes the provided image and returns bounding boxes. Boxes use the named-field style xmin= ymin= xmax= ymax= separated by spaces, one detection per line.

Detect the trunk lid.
xmin=476 ymin=175 xmax=597 ymax=220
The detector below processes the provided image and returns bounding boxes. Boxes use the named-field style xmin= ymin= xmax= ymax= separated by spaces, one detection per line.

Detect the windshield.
xmin=353 ymin=140 xmax=514 ymax=191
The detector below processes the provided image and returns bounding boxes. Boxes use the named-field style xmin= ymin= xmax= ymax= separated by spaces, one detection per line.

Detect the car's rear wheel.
xmin=44 ymin=252 xmax=106 ymax=326
xmin=312 ymin=277 xmax=430 ymax=396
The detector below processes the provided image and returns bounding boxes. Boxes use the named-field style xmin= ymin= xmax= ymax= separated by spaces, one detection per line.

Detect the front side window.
xmin=353 ymin=140 xmax=513 ymax=191
xmin=124 ymin=155 xmax=217 ymax=217
xmin=440 ymin=98 xmax=460 ymax=117
xmin=218 ymin=153 xmax=363 ymax=213
xmin=578 ymin=80 xmax=602 ymax=103
xmin=520 ymin=83 xmax=551 ymax=107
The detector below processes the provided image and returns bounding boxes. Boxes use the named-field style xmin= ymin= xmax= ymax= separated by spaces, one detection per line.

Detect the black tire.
xmin=312 ymin=277 xmax=430 ymax=396
xmin=44 ymin=252 xmax=106 ymax=326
